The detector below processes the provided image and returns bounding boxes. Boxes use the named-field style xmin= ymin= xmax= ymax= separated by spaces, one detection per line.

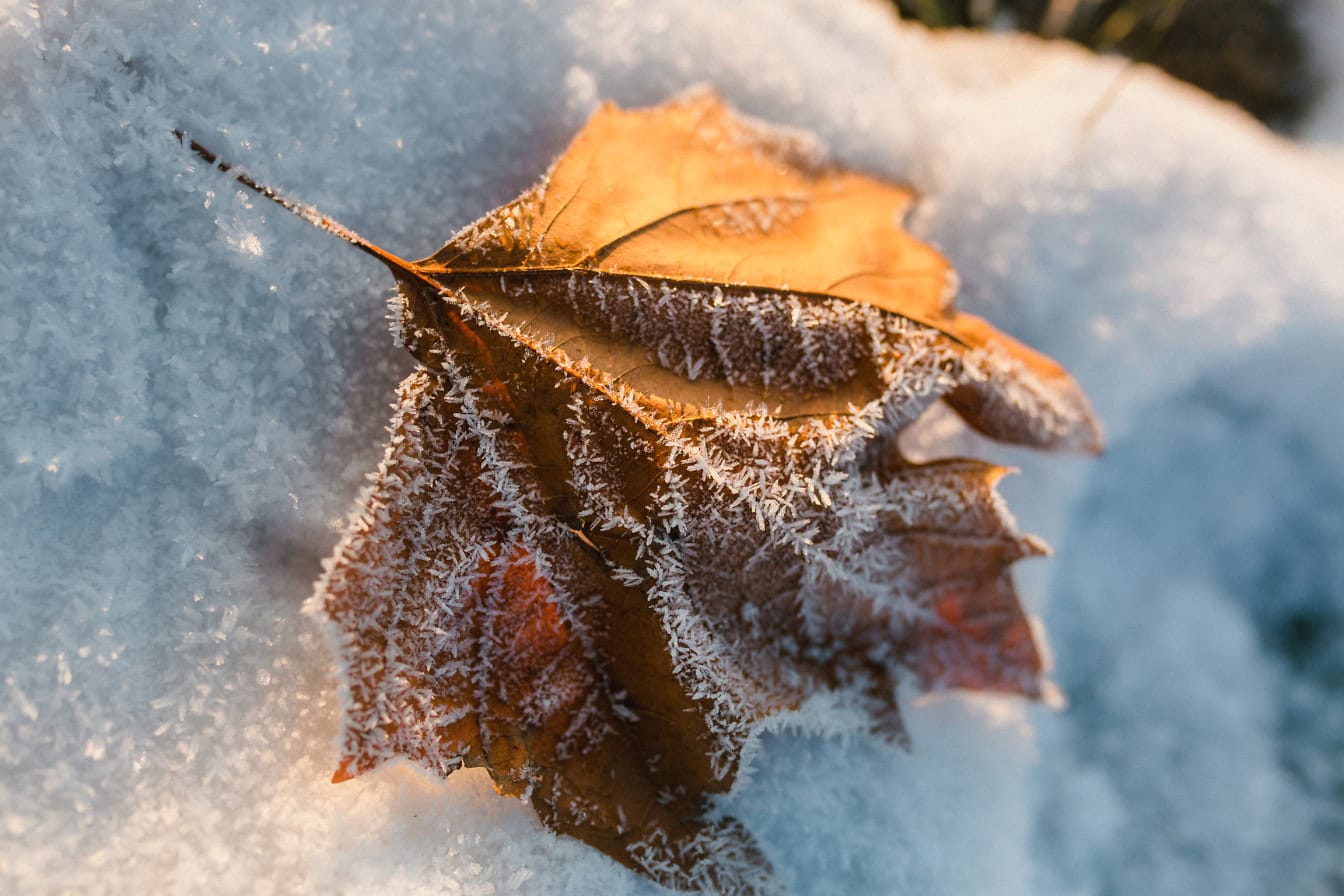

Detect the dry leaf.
xmin=185 ymin=89 xmax=1100 ymax=893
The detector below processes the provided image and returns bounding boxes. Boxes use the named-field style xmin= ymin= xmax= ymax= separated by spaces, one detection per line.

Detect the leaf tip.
xmin=331 ymin=757 xmax=358 ymax=784
xmin=1083 ymin=420 xmax=1106 ymax=455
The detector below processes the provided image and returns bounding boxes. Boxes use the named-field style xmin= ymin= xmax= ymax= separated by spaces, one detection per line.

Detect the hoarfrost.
xmin=2 ymin=0 xmax=1342 ymax=894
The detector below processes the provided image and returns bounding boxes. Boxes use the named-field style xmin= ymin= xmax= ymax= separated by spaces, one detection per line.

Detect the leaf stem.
xmin=174 ymin=130 xmax=415 ymax=273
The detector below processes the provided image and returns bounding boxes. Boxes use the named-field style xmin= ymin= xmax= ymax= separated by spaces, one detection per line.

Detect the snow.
xmin=1 ymin=0 xmax=1341 ymax=894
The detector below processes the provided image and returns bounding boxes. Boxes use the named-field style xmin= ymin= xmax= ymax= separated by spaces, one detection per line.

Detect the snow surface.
xmin=1 ymin=1 xmax=1341 ymax=894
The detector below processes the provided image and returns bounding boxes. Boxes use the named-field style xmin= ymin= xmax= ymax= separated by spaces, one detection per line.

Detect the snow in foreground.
xmin=1 ymin=1 xmax=1340 ymax=893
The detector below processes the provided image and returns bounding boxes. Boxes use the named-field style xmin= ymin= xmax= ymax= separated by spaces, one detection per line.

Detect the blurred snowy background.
xmin=1 ymin=0 xmax=1341 ymax=893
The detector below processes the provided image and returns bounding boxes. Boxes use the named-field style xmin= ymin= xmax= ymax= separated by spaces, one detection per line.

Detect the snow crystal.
xmin=2 ymin=1 xmax=1342 ymax=894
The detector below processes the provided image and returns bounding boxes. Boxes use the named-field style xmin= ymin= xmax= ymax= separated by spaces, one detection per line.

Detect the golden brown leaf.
xmin=186 ymin=89 xmax=1099 ymax=893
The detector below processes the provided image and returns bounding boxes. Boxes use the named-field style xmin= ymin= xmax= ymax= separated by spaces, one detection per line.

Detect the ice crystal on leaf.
xmin=188 ymin=89 xmax=1099 ymax=893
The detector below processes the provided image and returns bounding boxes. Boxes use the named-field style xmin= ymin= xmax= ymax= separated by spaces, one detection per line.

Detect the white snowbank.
xmin=1 ymin=1 xmax=1340 ymax=894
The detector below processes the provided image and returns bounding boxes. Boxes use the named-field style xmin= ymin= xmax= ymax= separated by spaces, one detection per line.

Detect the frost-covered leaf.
xmin=189 ymin=89 xmax=1099 ymax=893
